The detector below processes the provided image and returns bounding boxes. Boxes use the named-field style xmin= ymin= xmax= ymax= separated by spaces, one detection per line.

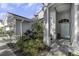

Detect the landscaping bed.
xmin=15 ymin=19 xmax=51 ymax=56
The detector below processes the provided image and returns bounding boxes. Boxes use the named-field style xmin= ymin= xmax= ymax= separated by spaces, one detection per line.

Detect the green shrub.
xmin=16 ymin=35 xmax=46 ymax=55
xmin=16 ymin=19 xmax=50 ymax=56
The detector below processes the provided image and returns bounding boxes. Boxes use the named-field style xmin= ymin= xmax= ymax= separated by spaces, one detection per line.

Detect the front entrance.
xmin=49 ymin=3 xmax=71 ymax=46
xmin=55 ymin=4 xmax=71 ymax=39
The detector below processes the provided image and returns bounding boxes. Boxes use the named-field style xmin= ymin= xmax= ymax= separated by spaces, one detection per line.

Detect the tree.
xmin=32 ymin=19 xmax=43 ymax=40
xmin=0 ymin=27 xmax=3 ymax=36
xmin=6 ymin=26 xmax=14 ymax=43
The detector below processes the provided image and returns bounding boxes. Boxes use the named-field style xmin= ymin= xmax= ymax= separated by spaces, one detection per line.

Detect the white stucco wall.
xmin=57 ymin=11 xmax=70 ymax=21
xmin=49 ymin=7 xmax=56 ymax=41
xmin=71 ymin=4 xmax=79 ymax=51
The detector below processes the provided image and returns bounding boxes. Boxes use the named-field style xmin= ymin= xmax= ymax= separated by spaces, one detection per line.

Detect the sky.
xmin=0 ymin=3 xmax=43 ymax=20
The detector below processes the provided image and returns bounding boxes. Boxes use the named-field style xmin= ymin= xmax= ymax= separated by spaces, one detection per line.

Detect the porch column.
xmin=20 ymin=20 xmax=23 ymax=36
xmin=71 ymin=3 xmax=79 ymax=54
xmin=43 ymin=7 xmax=50 ymax=46
xmin=46 ymin=8 xmax=51 ymax=46
xmin=14 ymin=19 xmax=16 ymax=35
xmin=44 ymin=5 xmax=56 ymax=47
xmin=49 ymin=7 xmax=56 ymax=43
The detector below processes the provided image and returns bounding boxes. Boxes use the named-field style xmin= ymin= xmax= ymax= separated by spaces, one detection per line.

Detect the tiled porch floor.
xmin=47 ymin=39 xmax=74 ymax=56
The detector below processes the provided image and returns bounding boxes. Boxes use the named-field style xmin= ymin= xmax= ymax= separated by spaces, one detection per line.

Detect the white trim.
xmin=20 ymin=22 xmax=22 ymax=36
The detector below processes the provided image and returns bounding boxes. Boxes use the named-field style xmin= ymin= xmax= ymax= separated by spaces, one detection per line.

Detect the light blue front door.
xmin=60 ymin=22 xmax=70 ymax=38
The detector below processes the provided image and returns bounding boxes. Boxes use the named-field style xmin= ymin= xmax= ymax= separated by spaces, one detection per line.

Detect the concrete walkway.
xmin=0 ymin=38 xmax=16 ymax=56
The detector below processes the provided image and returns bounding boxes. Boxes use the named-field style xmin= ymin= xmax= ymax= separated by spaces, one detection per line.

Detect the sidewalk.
xmin=0 ymin=37 xmax=16 ymax=56
xmin=0 ymin=42 xmax=16 ymax=56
